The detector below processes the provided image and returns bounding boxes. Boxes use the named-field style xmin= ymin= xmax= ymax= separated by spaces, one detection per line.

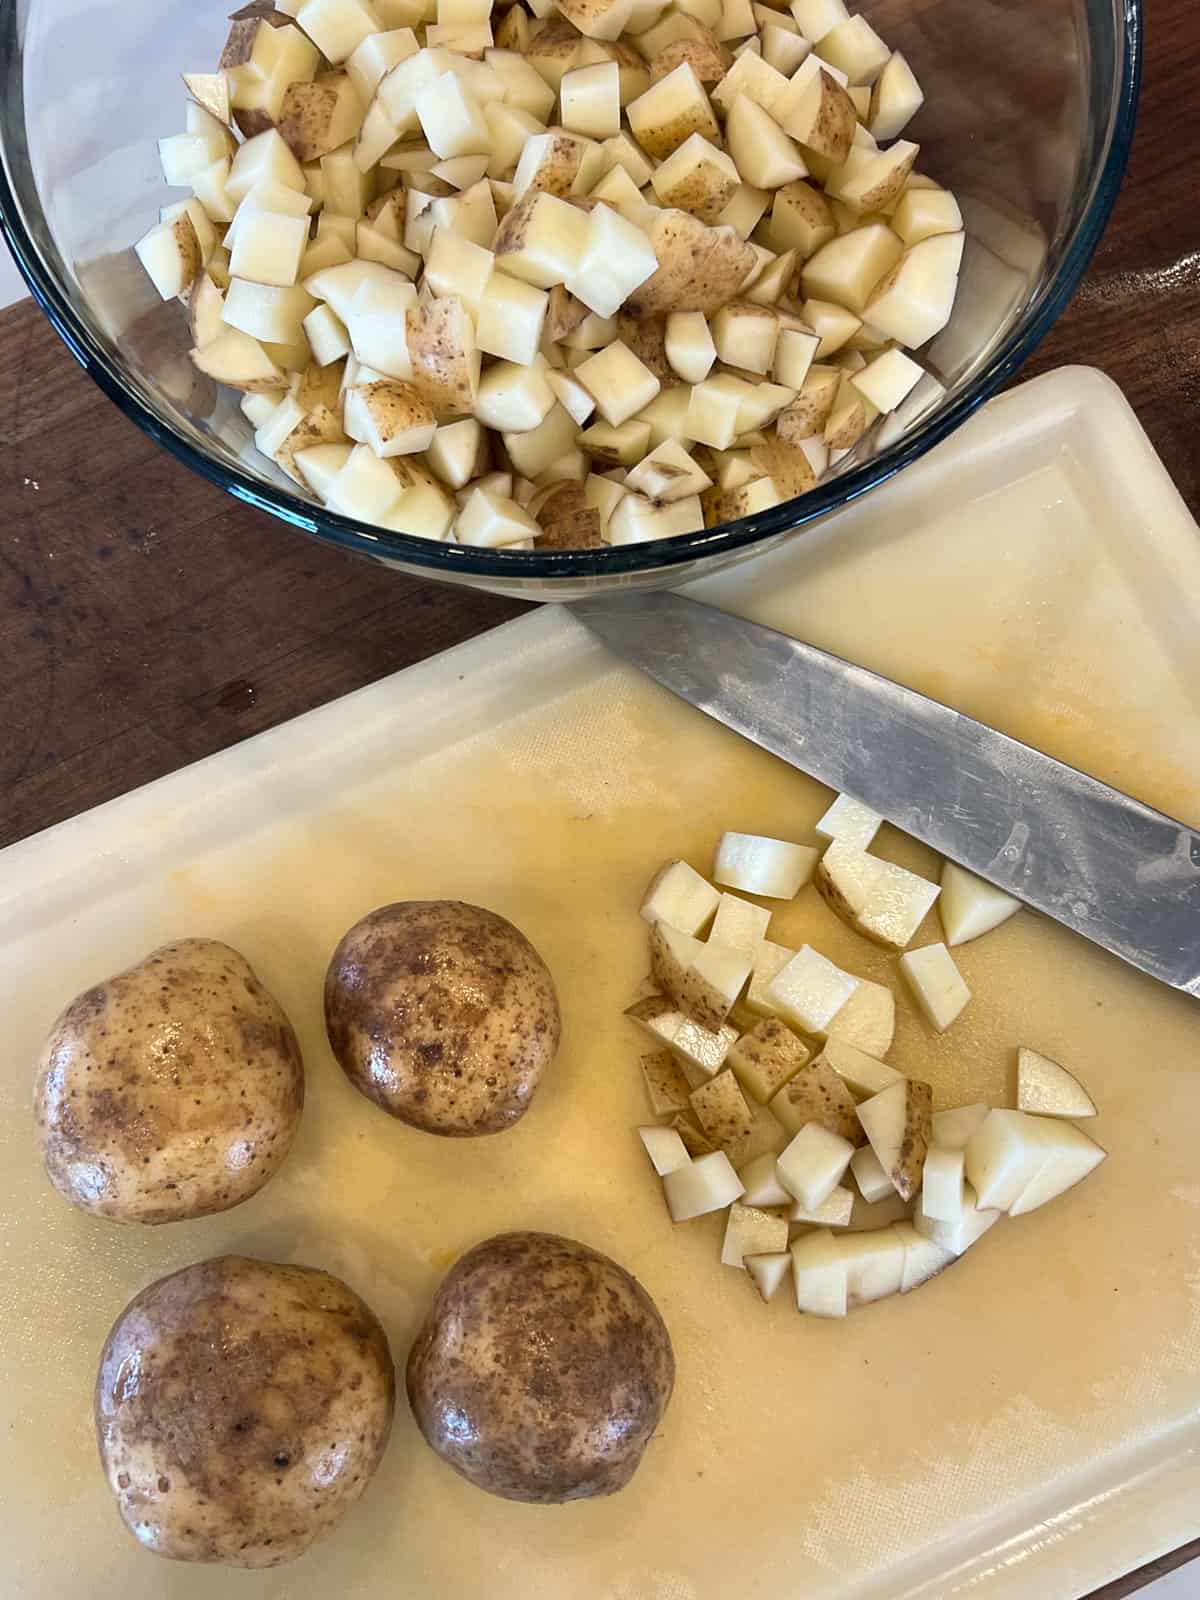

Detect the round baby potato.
xmin=95 ymin=1256 xmax=395 ymax=1567
xmin=324 ymin=901 xmax=560 ymax=1136
xmin=406 ymin=1231 xmax=675 ymax=1503
xmin=34 ymin=939 xmax=304 ymax=1224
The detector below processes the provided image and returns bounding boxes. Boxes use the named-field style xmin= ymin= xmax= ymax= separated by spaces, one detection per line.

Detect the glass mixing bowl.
xmin=0 ymin=0 xmax=1139 ymax=599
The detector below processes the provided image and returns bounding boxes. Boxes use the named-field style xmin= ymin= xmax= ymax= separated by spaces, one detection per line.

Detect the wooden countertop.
xmin=1 ymin=3 xmax=1198 ymax=1593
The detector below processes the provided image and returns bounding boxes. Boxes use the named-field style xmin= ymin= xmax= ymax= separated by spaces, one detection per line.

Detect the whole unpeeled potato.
xmin=406 ymin=1232 xmax=675 ymax=1503
xmin=95 ymin=1255 xmax=395 ymax=1567
xmin=33 ymin=939 xmax=304 ymax=1223
xmin=324 ymin=901 xmax=560 ymax=1136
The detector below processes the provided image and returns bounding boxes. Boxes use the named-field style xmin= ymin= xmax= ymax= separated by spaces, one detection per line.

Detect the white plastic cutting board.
xmin=2 ymin=367 xmax=1199 ymax=1600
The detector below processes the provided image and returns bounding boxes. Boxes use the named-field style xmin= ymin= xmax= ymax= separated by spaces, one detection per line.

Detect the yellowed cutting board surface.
xmin=2 ymin=370 xmax=1199 ymax=1599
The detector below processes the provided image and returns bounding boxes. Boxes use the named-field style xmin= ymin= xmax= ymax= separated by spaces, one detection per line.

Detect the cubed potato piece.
xmin=228 ymin=208 xmax=310 ymax=288
xmin=801 ymin=222 xmax=902 ymax=314
xmin=762 ymin=20 xmax=810 ymax=74
xmin=913 ymin=1182 xmax=1000 ymax=1258
xmin=849 ymin=1142 xmax=894 ymax=1203
xmin=476 ymin=272 xmax=549 ymax=364
xmin=294 ymin=440 xmax=354 ymax=498
xmin=493 ymin=190 xmax=591 ymax=287
xmin=504 ymin=404 xmax=582 ymax=478
xmin=777 ymin=1124 xmax=854 ymax=1211
xmin=456 ymin=487 xmax=543 ymax=546
xmin=183 ymin=71 xmax=233 ymax=127
xmin=776 ymin=365 xmax=840 ymax=439
xmin=566 ymin=202 xmax=659 ymax=318
xmin=728 ymin=1016 xmax=809 ymax=1103
xmin=709 ymin=891 xmax=771 ymax=955
xmin=323 ymin=440 xmax=406 ymax=518
xmin=768 ymin=180 xmax=835 ymax=257
xmin=818 ymin=1036 xmax=900 ymax=1098
xmin=790 ymin=1228 xmax=847 ymax=1318
xmin=485 ymin=47 xmax=558 ymax=119
xmin=1016 ymin=1048 xmax=1097 ymax=1120
xmin=576 ymin=341 xmax=661 ymax=427
xmin=547 ymin=369 xmax=596 ymax=425
xmin=423 ymin=229 xmax=493 ymax=317
xmin=223 ymin=279 xmax=317 ymax=343
xmin=296 ymin=0 xmax=384 ymax=62
xmin=939 ymin=861 xmax=1020 ymax=946
xmin=709 ymin=48 xmax=788 ymax=116
xmin=403 ymin=295 xmax=479 ymax=416
xmin=599 ymin=129 xmax=656 ymax=187
xmin=817 ymin=840 xmax=941 ymax=949
xmin=650 ymin=133 xmax=739 ymax=223
xmin=701 ymin=473 xmax=784 ymax=526
xmin=641 ymin=858 xmax=720 ymax=933
xmin=663 ymin=1149 xmax=744 ymax=1220
xmin=426 ymin=416 xmax=487 ymax=487
xmin=710 ymin=301 xmax=780 ymax=376
xmin=745 ymin=1251 xmax=791 ymax=1303
xmin=816 ymin=792 xmax=882 ymax=848
xmin=588 ymin=162 xmax=657 ymax=226
xmin=664 ymin=310 xmax=717 ymax=383
xmin=767 ymin=944 xmax=858 ymax=1034
xmin=769 ymin=1050 xmax=861 ymax=1141
xmin=771 ymin=327 xmax=820 ymax=391
xmin=512 ymin=128 xmax=595 ymax=199
xmin=628 ymin=209 xmax=757 ymax=315
xmin=724 ymin=95 xmax=808 ymax=189
xmin=868 ymin=50 xmax=924 ymax=142
xmin=579 ymin=418 xmax=654 ymax=467
xmin=346 ymin=26 xmax=420 ymax=101
xmin=691 ymin=1068 xmax=754 ymax=1149
xmin=714 ymin=831 xmax=817 ymax=898
xmin=921 ymin=1145 xmax=966 ymax=1223
xmin=790 ymin=0 xmax=847 ymax=41
xmin=932 ymin=1103 xmax=990 ymax=1152
xmin=738 ymin=1151 xmax=791 ymax=1208
xmin=639 ymin=1124 xmax=692 ymax=1176
xmin=627 ymin=62 xmax=720 ymax=160
xmin=607 ymin=492 xmax=705 ymax=543
xmin=856 ymin=1077 xmax=932 ymax=1201
xmin=667 ymin=1112 xmax=715 ymax=1156
xmin=617 ymin=437 xmax=704 ymax=501
xmin=136 ymin=214 xmax=204 ymax=301
xmin=303 ymin=301 xmax=352 ymax=364
xmin=721 ymin=1201 xmax=789 ymax=1268
xmin=278 ymin=72 xmax=365 ymax=163
xmin=641 ymin=1049 xmax=694 ymax=1115
xmin=899 ymin=942 xmax=971 ymax=1033
xmin=744 ymin=939 xmax=795 ymax=1018
xmin=637 ymin=382 xmax=695 ymax=447
xmin=828 ymin=141 xmax=918 ymax=218
xmin=788 ymin=1184 xmax=853 ymax=1227
xmin=742 ymin=248 xmax=797 ymax=308
xmin=685 ymin=374 xmax=750 ymax=449
xmin=776 ymin=64 xmax=856 ymax=161
xmin=963 ymin=1109 xmax=1062 ymax=1213
xmin=474 ymin=359 xmax=557 ymax=431
xmin=851 ymin=347 xmax=924 ymax=412
xmin=412 ymin=71 xmax=489 ymax=159
xmin=814 ymin=14 xmax=889 ymax=85
xmin=560 ymin=60 xmax=622 ymax=139
xmin=800 ymin=296 xmax=860 ymax=358
xmin=864 ymin=231 xmax=963 ymax=348
xmin=342 ymin=379 xmax=436 ymax=457
xmin=227 ymin=129 xmax=307 ymax=205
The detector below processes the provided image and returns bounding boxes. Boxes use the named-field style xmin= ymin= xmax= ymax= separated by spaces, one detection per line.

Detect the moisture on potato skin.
xmin=406 ymin=1232 xmax=675 ymax=1503
xmin=324 ymin=901 xmax=561 ymax=1137
xmin=33 ymin=939 xmax=304 ymax=1224
xmin=95 ymin=1256 xmax=396 ymax=1568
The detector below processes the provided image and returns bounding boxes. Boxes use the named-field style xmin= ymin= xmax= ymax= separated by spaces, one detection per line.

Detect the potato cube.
xmin=607 ymin=492 xmax=705 ymax=543
xmin=868 ymin=50 xmax=924 ymax=142
xmin=474 ymin=360 xmax=556 ymax=432
xmin=899 ymin=942 xmax=971 ymax=1033
xmin=724 ymin=95 xmax=808 ymax=189
xmin=456 ymin=487 xmax=543 ymax=547
xmin=816 ymin=793 xmax=882 ymax=848
xmin=864 ymin=231 xmax=963 ymax=349
xmin=228 ymin=209 xmax=309 ymax=288
xmin=815 ymin=14 xmax=890 ymax=85
xmin=662 ymin=1149 xmax=744 ymax=1221
xmin=776 ymin=63 xmax=856 ymax=161
xmin=721 ymin=1202 xmax=789 ymax=1268
xmin=641 ymin=1049 xmax=693 ymax=1115
xmin=413 ymin=72 xmax=490 ymax=159
xmin=624 ymin=439 xmax=712 ymax=502
xmin=565 ymin=203 xmax=658 ymax=318
xmin=743 ymin=939 xmax=795 ymax=1018
xmin=851 ymin=347 xmax=923 ymax=413
xmin=640 ymin=859 xmax=720 ymax=933
xmin=776 ymin=1123 xmax=854 ymax=1211
xmin=493 ymin=191 xmax=591 ymax=287
xmin=576 ymin=341 xmax=661 ymax=427
xmin=223 ymin=279 xmax=316 ymax=343
xmin=639 ymin=1124 xmax=692 ymax=1176
xmin=136 ymin=215 xmax=203 ymax=301
xmin=710 ymin=51 xmax=789 ymax=117
xmin=685 ymin=374 xmax=748 ymax=450
xmin=650 ymin=133 xmax=739 ymax=223
xmin=227 ymin=129 xmax=306 ymax=205
xmin=343 ymin=381 xmax=436 ymax=457
xmin=787 ymin=1185 xmax=854 ymax=1227
xmin=324 ymin=440 xmax=406 ymax=519
xmin=476 ymin=273 xmax=549 ymax=364
xmin=627 ymin=63 xmax=719 ymax=160
xmin=690 ymin=1068 xmax=755 ymax=1149
xmin=579 ymin=418 xmax=653 ymax=467
xmin=710 ymin=301 xmax=780 ymax=376
xmin=767 ymin=944 xmax=858 ymax=1034
xmin=560 ymin=60 xmax=622 ymax=139
xmin=768 ymin=1054 xmax=860 ymax=1141
xmin=713 ymin=831 xmax=816 ymax=899
xmin=303 ymin=302 xmax=351 ymax=364
xmin=727 ymin=1017 xmax=809 ymax=1104
xmin=849 ymin=1143 xmax=893 ymax=1203
xmin=296 ymin=0 xmax=384 ymax=63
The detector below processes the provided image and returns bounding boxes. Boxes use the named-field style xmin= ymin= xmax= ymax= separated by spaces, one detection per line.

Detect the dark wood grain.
xmin=2 ymin=2 xmax=1199 ymax=1591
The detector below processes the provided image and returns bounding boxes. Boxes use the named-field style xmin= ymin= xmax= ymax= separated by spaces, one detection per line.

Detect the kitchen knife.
xmin=573 ymin=591 xmax=1200 ymax=996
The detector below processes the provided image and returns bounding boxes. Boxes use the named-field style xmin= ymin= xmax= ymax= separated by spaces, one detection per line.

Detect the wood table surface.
xmin=2 ymin=2 xmax=1199 ymax=1595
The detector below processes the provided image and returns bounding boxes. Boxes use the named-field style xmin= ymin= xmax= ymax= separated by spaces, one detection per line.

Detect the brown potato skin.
xmin=406 ymin=1232 xmax=675 ymax=1503
xmin=95 ymin=1256 xmax=395 ymax=1567
xmin=33 ymin=939 xmax=304 ymax=1224
xmin=324 ymin=901 xmax=560 ymax=1137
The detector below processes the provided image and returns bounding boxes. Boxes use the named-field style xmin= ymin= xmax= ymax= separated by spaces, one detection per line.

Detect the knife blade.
xmin=573 ymin=591 xmax=1200 ymax=996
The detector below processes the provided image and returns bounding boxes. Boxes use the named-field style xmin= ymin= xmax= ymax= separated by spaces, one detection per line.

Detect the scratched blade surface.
xmin=573 ymin=591 xmax=1200 ymax=996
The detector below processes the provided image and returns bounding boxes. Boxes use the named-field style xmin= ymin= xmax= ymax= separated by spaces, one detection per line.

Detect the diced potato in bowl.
xmin=136 ymin=0 xmax=963 ymax=551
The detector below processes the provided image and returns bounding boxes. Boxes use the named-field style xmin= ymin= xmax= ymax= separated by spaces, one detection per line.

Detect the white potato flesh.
xmin=790 ymin=0 xmax=848 ymax=43
xmin=815 ymin=15 xmax=889 ymax=84
xmin=713 ymin=831 xmax=817 ymax=899
xmin=685 ymin=939 xmax=754 ymax=1026
xmin=776 ymin=1123 xmax=854 ymax=1210
xmin=639 ymin=1124 xmax=692 ymax=1175
xmin=561 ymin=61 xmax=622 ymax=139
xmin=650 ymin=134 xmax=740 ymax=223
xmin=819 ymin=840 xmax=940 ymax=949
xmin=476 ymin=273 xmax=549 ymax=364
xmin=745 ymin=1251 xmax=791 ymax=1303
xmin=423 ymin=230 xmax=494 ymax=316
xmin=626 ymin=63 xmax=719 ymax=160
xmin=607 ymin=493 xmax=705 ymax=543
xmin=815 ymin=792 xmax=882 ymax=849
xmin=297 ymin=0 xmax=384 ymax=63
xmin=229 ymin=210 xmax=309 ymax=287
xmin=295 ymin=441 xmax=354 ymax=498
xmin=745 ymin=940 xmax=796 ymax=1018
xmin=427 ymin=418 xmax=485 ymax=488
xmin=347 ymin=27 xmax=420 ymax=100
xmin=456 ymin=487 xmax=542 ymax=547
xmin=721 ymin=1201 xmax=789 ymax=1268
xmin=767 ymin=945 xmax=857 ymax=1035
xmin=547 ymin=370 xmax=596 ymax=425
xmin=899 ymin=942 xmax=971 ymax=1033
xmin=721 ymin=182 xmax=772 ymax=239
xmin=857 ymin=1078 xmax=931 ymax=1201
xmin=851 ymin=347 xmax=924 ymax=413
xmin=1009 ymin=1124 xmax=1105 ymax=1215
xmin=840 ymin=1227 xmax=905 ymax=1306
xmin=894 ymin=1220 xmax=954 ymax=1292
xmin=474 ymin=361 xmax=556 ymax=432
xmin=223 ymin=280 xmax=316 ymax=343
xmin=824 ymin=980 xmax=895 ymax=1058
xmin=738 ymin=1151 xmax=791 ymax=1208
xmin=325 ymin=442 xmax=405 ymax=519
xmin=710 ymin=302 xmax=780 ymax=376
xmin=932 ymin=1102 xmax=990 ymax=1151
xmin=487 ymin=49 xmax=557 ymax=119
xmin=763 ymin=22 xmax=810 ymax=74
xmin=849 ymin=1142 xmax=893 ymax=1203
xmin=801 ymin=223 xmax=902 ymax=314
xmin=868 ymin=49 xmax=924 ymax=141
xmin=773 ymin=327 xmax=820 ymax=390
xmin=503 ymin=404 xmax=579 ymax=477
xmin=827 ymin=140 xmax=918 ymax=216
xmin=866 ymin=230 xmax=963 ymax=348
xmin=685 ymin=375 xmax=748 ymax=450
xmin=790 ymin=1228 xmax=847 ymax=1318
xmin=913 ymin=1182 xmax=999 ymax=1257
xmin=893 ymin=186 xmax=962 ymax=248
xmin=160 ymin=133 xmax=222 ymax=188
xmin=136 ymin=216 xmax=203 ymax=301
xmin=624 ymin=439 xmax=712 ymax=502
xmin=788 ymin=1183 xmax=853 ymax=1226
xmin=939 ymin=861 xmax=1021 ymax=946
xmin=724 ymin=95 xmax=808 ymax=189
xmin=1017 ymin=1047 xmax=1097 ymax=1119
xmin=802 ymin=298 xmax=861 ymax=359
xmin=820 ymin=1036 xmax=901 ymax=1099
xmin=576 ymin=340 xmax=661 ymax=427
xmin=921 ymin=1145 xmax=966 ymax=1222
xmin=964 ymin=1109 xmax=1055 ymax=1212
xmin=227 ymin=130 xmax=306 ymax=205
xmin=566 ymin=203 xmax=659 ymax=318
xmin=495 ymin=192 xmax=591 ymax=288
xmin=663 ymin=1149 xmax=745 ymax=1220
xmin=708 ymin=892 xmax=772 ymax=957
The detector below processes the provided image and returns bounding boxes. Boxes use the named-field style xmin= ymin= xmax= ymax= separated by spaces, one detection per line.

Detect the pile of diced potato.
xmin=135 ymin=0 xmax=962 ymax=550
xmin=630 ymin=799 xmax=1106 ymax=1317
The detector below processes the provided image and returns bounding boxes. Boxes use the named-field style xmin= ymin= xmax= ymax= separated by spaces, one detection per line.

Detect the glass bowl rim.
xmin=0 ymin=0 xmax=1142 ymax=583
